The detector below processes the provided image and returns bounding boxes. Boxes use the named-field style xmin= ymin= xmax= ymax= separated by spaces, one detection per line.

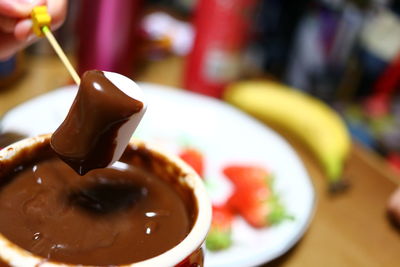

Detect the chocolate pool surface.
xmin=0 ymin=154 xmax=191 ymax=265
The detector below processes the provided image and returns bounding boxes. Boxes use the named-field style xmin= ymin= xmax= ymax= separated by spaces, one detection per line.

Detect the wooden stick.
xmin=42 ymin=26 xmax=81 ymax=85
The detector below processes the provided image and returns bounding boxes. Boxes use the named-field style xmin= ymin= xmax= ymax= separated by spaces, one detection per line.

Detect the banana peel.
xmin=224 ymin=80 xmax=350 ymax=192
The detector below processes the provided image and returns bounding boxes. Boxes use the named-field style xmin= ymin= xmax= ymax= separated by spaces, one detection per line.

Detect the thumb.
xmin=14 ymin=0 xmax=66 ymax=41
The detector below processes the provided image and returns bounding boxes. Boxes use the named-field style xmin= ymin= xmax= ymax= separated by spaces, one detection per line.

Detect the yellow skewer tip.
xmin=31 ymin=6 xmax=51 ymax=37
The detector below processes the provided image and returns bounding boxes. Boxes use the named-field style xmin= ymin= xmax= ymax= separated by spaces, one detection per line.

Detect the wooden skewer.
xmin=32 ymin=6 xmax=80 ymax=85
xmin=42 ymin=26 xmax=81 ymax=85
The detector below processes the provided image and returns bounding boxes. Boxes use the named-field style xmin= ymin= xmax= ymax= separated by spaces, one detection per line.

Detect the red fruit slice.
xmin=179 ymin=148 xmax=204 ymax=177
xmin=224 ymin=165 xmax=292 ymax=228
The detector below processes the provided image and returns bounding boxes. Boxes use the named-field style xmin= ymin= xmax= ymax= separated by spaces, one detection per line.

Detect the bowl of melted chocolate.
xmin=0 ymin=134 xmax=212 ymax=267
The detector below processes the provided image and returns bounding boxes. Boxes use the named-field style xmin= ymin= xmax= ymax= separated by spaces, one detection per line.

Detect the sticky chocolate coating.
xmin=51 ymin=70 xmax=143 ymax=175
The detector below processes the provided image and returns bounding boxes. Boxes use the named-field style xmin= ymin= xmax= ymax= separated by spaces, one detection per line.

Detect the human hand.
xmin=0 ymin=0 xmax=67 ymax=60
xmin=388 ymin=187 xmax=400 ymax=226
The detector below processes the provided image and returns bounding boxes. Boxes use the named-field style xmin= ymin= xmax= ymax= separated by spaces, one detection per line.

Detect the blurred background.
xmin=2 ymin=1 xmax=400 ymax=266
xmin=2 ymin=0 xmax=400 ymax=170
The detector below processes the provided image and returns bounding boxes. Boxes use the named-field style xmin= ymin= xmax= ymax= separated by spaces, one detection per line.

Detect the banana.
xmin=224 ymin=80 xmax=350 ymax=189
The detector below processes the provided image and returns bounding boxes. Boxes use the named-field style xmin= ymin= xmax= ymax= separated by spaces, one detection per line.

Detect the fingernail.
xmin=17 ymin=0 xmax=42 ymax=4
xmin=14 ymin=19 xmax=33 ymax=41
xmin=26 ymin=33 xmax=36 ymax=43
xmin=17 ymin=0 xmax=46 ymax=7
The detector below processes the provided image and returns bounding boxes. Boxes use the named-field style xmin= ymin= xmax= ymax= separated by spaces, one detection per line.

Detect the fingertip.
xmin=14 ymin=19 xmax=33 ymax=41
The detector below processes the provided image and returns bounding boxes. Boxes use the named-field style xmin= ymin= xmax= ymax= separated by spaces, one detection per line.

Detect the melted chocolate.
xmin=50 ymin=70 xmax=143 ymax=175
xmin=0 ymin=131 xmax=26 ymax=148
xmin=0 ymin=142 xmax=196 ymax=266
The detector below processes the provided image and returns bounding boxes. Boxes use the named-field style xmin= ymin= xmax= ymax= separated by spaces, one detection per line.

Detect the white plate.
xmin=0 ymin=83 xmax=315 ymax=267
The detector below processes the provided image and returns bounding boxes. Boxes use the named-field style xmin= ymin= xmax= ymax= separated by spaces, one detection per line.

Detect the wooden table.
xmin=1 ymin=54 xmax=400 ymax=267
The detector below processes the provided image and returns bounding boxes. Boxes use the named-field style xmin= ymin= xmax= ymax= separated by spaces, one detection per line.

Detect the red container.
xmin=76 ymin=0 xmax=142 ymax=77
xmin=184 ymin=0 xmax=258 ymax=98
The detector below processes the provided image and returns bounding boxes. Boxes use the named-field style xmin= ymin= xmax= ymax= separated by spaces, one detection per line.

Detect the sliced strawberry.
xmin=224 ymin=165 xmax=271 ymax=199
xmin=224 ymin=165 xmax=292 ymax=228
xmin=206 ymin=204 xmax=234 ymax=251
xmin=179 ymin=148 xmax=204 ymax=177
